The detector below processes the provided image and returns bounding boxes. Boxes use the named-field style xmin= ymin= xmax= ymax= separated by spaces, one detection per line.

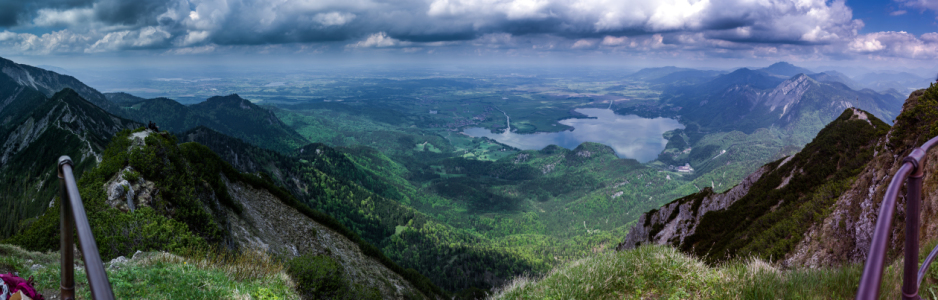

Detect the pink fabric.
xmin=0 ymin=274 xmax=42 ymax=300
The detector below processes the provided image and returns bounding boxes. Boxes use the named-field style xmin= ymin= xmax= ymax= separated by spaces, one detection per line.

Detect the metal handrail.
xmin=58 ymin=156 xmax=115 ymax=300
xmin=857 ymin=136 xmax=938 ymax=300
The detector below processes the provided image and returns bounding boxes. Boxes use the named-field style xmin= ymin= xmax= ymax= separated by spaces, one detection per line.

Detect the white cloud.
xmin=313 ymin=12 xmax=357 ymax=26
xmin=890 ymin=10 xmax=908 ymax=16
xmin=165 ymin=44 xmax=218 ymax=54
xmin=848 ymin=31 xmax=938 ymax=58
xmin=849 ymin=35 xmax=885 ymax=52
xmin=897 ymin=0 xmax=938 ymax=12
xmin=601 ymin=36 xmax=627 ymax=46
xmin=644 ymin=0 xmax=708 ymax=31
xmin=0 ymin=31 xmax=18 ymax=42
xmin=33 ymin=8 xmax=96 ymax=28
xmin=86 ymin=27 xmax=171 ymax=52
xmin=179 ymin=31 xmax=211 ymax=46
xmin=571 ymin=39 xmax=594 ymax=48
xmin=0 ymin=30 xmax=94 ymax=55
xmin=348 ymin=32 xmax=401 ymax=47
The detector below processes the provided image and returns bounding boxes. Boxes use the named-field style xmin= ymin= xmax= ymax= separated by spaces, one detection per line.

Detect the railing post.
xmin=58 ymin=156 xmax=75 ymax=300
xmin=903 ymin=162 xmax=923 ymax=300
xmin=57 ymin=155 xmax=116 ymax=300
xmin=904 ymin=148 xmax=928 ymax=300
xmin=857 ymin=137 xmax=938 ymax=299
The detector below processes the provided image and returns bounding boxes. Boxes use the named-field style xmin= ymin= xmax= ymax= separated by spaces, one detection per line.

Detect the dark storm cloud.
xmin=92 ymin=0 xmax=173 ymax=26
xmin=0 ymin=2 xmax=24 ymax=27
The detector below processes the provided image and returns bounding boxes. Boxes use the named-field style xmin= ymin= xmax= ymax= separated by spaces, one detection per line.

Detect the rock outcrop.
xmin=617 ymin=166 xmax=767 ymax=250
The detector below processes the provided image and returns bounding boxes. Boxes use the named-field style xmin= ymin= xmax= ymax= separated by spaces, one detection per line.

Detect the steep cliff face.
xmin=221 ymin=178 xmax=422 ymax=297
xmin=785 ymin=86 xmax=938 ymax=268
xmin=619 ymin=108 xmax=890 ymax=263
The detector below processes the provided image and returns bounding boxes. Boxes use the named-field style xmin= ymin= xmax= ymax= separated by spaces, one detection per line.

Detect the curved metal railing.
xmin=58 ymin=156 xmax=115 ymax=300
xmin=857 ymin=136 xmax=938 ymax=300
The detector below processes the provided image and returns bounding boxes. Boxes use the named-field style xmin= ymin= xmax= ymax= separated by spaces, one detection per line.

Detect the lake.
xmin=463 ymin=108 xmax=683 ymax=163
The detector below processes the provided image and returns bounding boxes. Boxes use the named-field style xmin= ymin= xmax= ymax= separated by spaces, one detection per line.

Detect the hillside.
xmin=0 ymin=89 xmax=139 ymax=238
xmin=4 ymin=128 xmax=443 ymax=298
xmin=181 ymin=126 xmax=548 ymax=292
xmin=619 ymin=108 xmax=890 ymax=263
xmin=116 ymin=94 xmax=309 ymax=153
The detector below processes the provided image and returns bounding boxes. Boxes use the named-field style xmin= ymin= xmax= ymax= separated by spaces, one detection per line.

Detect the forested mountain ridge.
xmin=0 ymin=88 xmax=139 ymax=238
xmin=0 ymin=56 xmax=119 ymax=114
xmin=116 ymin=94 xmax=309 ymax=153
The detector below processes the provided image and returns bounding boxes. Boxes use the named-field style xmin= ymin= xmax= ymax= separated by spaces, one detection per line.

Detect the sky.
xmin=0 ymin=0 xmax=937 ymax=71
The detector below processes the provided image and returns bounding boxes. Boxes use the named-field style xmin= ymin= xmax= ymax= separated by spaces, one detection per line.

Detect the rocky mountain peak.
xmin=761 ymin=73 xmax=817 ymax=116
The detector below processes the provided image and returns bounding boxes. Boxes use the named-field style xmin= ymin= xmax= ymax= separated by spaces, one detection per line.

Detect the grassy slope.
xmin=0 ymin=243 xmax=298 ymax=299
xmin=490 ymin=244 xmax=933 ymax=299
